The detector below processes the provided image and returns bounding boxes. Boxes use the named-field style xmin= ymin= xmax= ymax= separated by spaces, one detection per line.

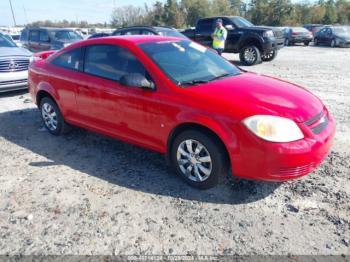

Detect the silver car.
xmin=0 ymin=32 xmax=32 ymax=92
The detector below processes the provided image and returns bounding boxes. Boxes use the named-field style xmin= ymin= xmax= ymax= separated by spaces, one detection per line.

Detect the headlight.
xmin=29 ymin=55 xmax=40 ymax=63
xmin=243 ymin=115 xmax=304 ymax=142
xmin=263 ymin=30 xmax=274 ymax=38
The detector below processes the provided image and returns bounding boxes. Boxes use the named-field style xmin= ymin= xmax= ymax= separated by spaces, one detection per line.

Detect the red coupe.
xmin=28 ymin=36 xmax=335 ymax=189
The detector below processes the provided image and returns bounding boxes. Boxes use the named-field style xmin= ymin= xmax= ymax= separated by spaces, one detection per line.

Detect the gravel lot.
xmin=0 ymin=45 xmax=349 ymax=256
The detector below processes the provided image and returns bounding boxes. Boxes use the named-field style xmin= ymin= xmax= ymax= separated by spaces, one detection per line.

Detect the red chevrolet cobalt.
xmin=28 ymin=36 xmax=335 ymax=189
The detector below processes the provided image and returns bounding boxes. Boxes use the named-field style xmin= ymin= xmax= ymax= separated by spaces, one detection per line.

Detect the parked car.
xmin=283 ymin=27 xmax=313 ymax=46
xmin=182 ymin=16 xmax=281 ymax=65
xmin=0 ymin=32 xmax=32 ymax=93
xmin=20 ymin=27 xmax=83 ymax=52
xmin=28 ymin=36 xmax=335 ymax=189
xmin=303 ymin=24 xmax=323 ymax=36
xmin=112 ymin=26 xmax=187 ymax=39
xmin=88 ymin=32 xmax=111 ymax=39
xmin=314 ymin=26 xmax=350 ymax=47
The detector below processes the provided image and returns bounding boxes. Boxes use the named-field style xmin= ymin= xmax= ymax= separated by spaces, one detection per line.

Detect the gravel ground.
xmin=0 ymin=45 xmax=349 ymax=256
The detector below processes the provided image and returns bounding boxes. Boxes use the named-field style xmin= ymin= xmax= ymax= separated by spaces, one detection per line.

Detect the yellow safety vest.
xmin=213 ymin=27 xmax=226 ymax=49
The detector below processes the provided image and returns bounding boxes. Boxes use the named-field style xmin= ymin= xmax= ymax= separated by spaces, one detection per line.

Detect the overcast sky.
xmin=0 ymin=0 xmax=160 ymax=26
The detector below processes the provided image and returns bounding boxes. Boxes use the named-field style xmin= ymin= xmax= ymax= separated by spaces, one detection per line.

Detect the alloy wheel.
xmin=176 ymin=139 xmax=212 ymax=182
xmin=243 ymin=48 xmax=257 ymax=64
xmin=41 ymin=103 xmax=58 ymax=131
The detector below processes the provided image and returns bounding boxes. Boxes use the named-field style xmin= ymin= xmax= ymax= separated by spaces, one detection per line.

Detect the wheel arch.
xmin=166 ymin=122 xmax=235 ymax=169
xmin=35 ymin=82 xmax=60 ymax=107
xmin=239 ymin=35 xmax=263 ymax=52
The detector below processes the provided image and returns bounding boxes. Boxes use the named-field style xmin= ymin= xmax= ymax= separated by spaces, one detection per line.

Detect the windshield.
xmin=0 ymin=34 xmax=17 ymax=47
xmin=139 ymin=40 xmax=240 ymax=86
xmin=333 ymin=27 xmax=350 ymax=35
xmin=230 ymin=17 xmax=254 ymax=28
xmin=53 ymin=30 xmax=82 ymax=41
xmin=157 ymin=29 xmax=186 ymax=38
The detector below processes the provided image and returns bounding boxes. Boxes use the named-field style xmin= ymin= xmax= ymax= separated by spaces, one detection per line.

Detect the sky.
xmin=0 ymin=0 xmax=160 ymax=26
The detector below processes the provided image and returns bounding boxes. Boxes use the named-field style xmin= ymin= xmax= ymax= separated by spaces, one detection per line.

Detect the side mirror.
xmin=120 ymin=73 xmax=155 ymax=90
xmin=225 ymin=25 xmax=234 ymax=30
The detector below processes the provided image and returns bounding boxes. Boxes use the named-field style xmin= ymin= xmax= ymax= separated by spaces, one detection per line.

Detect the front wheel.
xmin=330 ymin=39 xmax=336 ymax=48
xmin=239 ymin=45 xmax=261 ymax=66
xmin=314 ymin=38 xmax=318 ymax=46
xmin=304 ymin=41 xmax=310 ymax=46
xmin=261 ymin=50 xmax=277 ymax=62
xmin=171 ymin=130 xmax=228 ymax=189
xmin=40 ymin=97 xmax=71 ymax=136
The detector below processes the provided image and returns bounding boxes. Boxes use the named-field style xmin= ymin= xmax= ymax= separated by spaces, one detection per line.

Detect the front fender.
xmin=169 ymin=110 xmax=240 ymax=157
xmin=238 ymin=33 xmax=264 ymax=50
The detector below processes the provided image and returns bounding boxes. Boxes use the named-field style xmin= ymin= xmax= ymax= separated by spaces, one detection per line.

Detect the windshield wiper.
xmin=179 ymin=79 xmax=209 ymax=86
xmin=209 ymin=73 xmax=233 ymax=82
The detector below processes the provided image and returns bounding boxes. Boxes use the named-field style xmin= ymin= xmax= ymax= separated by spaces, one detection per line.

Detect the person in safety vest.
xmin=211 ymin=19 xmax=227 ymax=56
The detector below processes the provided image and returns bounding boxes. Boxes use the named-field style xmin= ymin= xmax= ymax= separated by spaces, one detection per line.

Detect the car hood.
xmin=335 ymin=33 xmax=350 ymax=40
xmin=187 ymin=72 xmax=323 ymax=123
xmin=0 ymin=47 xmax=32 ymax=58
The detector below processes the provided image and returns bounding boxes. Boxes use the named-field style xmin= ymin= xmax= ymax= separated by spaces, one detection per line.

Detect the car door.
xmin=317 ymin=28 xmax=327 ymax=43
xmin=28 ymin=30 xmax=40 ymax=52
xmin=196 ymin=18 xmax=214 ymax=47
xmin=76 ymin=43 xmax=163 ymax=149
xmin=38 ymin=30 xmax=51 ymax=51
xmin=222 ymin=18 xmax=240 ymax=51
xmin=326 ymin=28 xmax=334 ymax=45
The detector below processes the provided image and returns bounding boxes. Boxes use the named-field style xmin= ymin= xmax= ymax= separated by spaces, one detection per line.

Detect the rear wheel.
xmin=171 ymin=130 xmax=227 ymax=189
xmin=261 ymin=49 xmax=277 ymax=62
xmin=40 ymin=97 xmax=71 ymax=136
xmin=239 ymin=45 xmax=261 ymax=66
xmin=314 ymin=38 xmax=318 ymax=46
xmin=304 ymin=41 xmax=310 ymax=46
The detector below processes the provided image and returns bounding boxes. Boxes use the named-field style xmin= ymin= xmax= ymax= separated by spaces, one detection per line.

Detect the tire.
xmin=330 ymin=39 xmax=336 ymax=48
xmin=261 ymin=49 xmax=277 ymax=62
xmin=40 ymin=97 xmax=71 ymax=136
xmin=171 ymin=130 xmax=228 ymax=189
xmin=239 ymin=45 xmax=261 ymax=66
xmin=304 ymin=41 xmax=310 ymax=46
xmin=314 ymin=38 xmax=318 ymax=46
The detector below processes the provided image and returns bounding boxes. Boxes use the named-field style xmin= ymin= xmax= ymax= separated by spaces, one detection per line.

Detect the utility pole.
xmin=9 ymin=0 xmax=17 ymax=26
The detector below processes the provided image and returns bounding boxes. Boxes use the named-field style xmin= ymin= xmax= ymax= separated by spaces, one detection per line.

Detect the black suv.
xmin=112 ymin=26 xmax=187 ymax=39
xmin=20 ymin=27 xmax=83 ymax=52
xmin=182 ymin=16 xmax=281 ymax=65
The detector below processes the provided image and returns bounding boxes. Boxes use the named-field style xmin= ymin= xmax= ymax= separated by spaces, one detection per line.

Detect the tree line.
xmin=28 ymin=0 xmax=350 ymax=29
xmin=111 ymin=0 xmax=350 ymax=28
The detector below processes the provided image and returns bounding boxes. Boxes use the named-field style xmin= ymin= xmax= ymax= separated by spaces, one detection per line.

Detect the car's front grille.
xmin=0 ymin=79 xmax=27 ymax=86
xmin=273 ymin=30 xmax=283 ymax=38
xmin=0 ymin=58 xmax=30 ymax=72
xmin=304 ymin=109 xmax=329 ymax=135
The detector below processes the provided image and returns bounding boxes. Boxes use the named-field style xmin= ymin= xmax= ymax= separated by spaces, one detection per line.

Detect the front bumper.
xmin=0 ymin=70 xmax=28 ymax=92
xmin=262 ymin=38 xmax=278 ymax=52
xmin=290 ymin=36 xmax=313 ymax=43
xmin=230 ymin=109 xmax=335 ymax=181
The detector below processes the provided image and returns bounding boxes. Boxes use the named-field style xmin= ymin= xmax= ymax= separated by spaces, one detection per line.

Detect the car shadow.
xmin=0 ymin=108 xmax=281 ymax=205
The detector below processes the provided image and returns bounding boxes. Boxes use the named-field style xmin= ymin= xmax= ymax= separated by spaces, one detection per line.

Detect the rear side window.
xmin=51 ymin=48 xmax=82 ymax=71
xmin=83 ymin=44 xmax=146 ymax=81
xmin=141 ymin=30 xmax=155 ymax=35
xmin=39 ymin=31 xmax=49 ymax=42
xmin=198 ymin=19 xmax=213 ymax=34
xmin=29 ymin=30 xmax=39 ymax=42
xmin=123 ymin=29 xmax=141 ymax=35
xmin=20 ymin=30 xmax=28 ymax=41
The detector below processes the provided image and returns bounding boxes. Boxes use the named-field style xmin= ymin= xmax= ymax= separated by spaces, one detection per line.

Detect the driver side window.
xmin=83 ymin=44 xmax=147 ymax=82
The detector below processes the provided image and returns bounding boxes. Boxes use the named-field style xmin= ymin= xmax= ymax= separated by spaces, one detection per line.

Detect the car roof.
xmin=69 ymin=35 xmax=184 ymax=48
xmin=26 ymin=27 xmax=75 ymax=32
